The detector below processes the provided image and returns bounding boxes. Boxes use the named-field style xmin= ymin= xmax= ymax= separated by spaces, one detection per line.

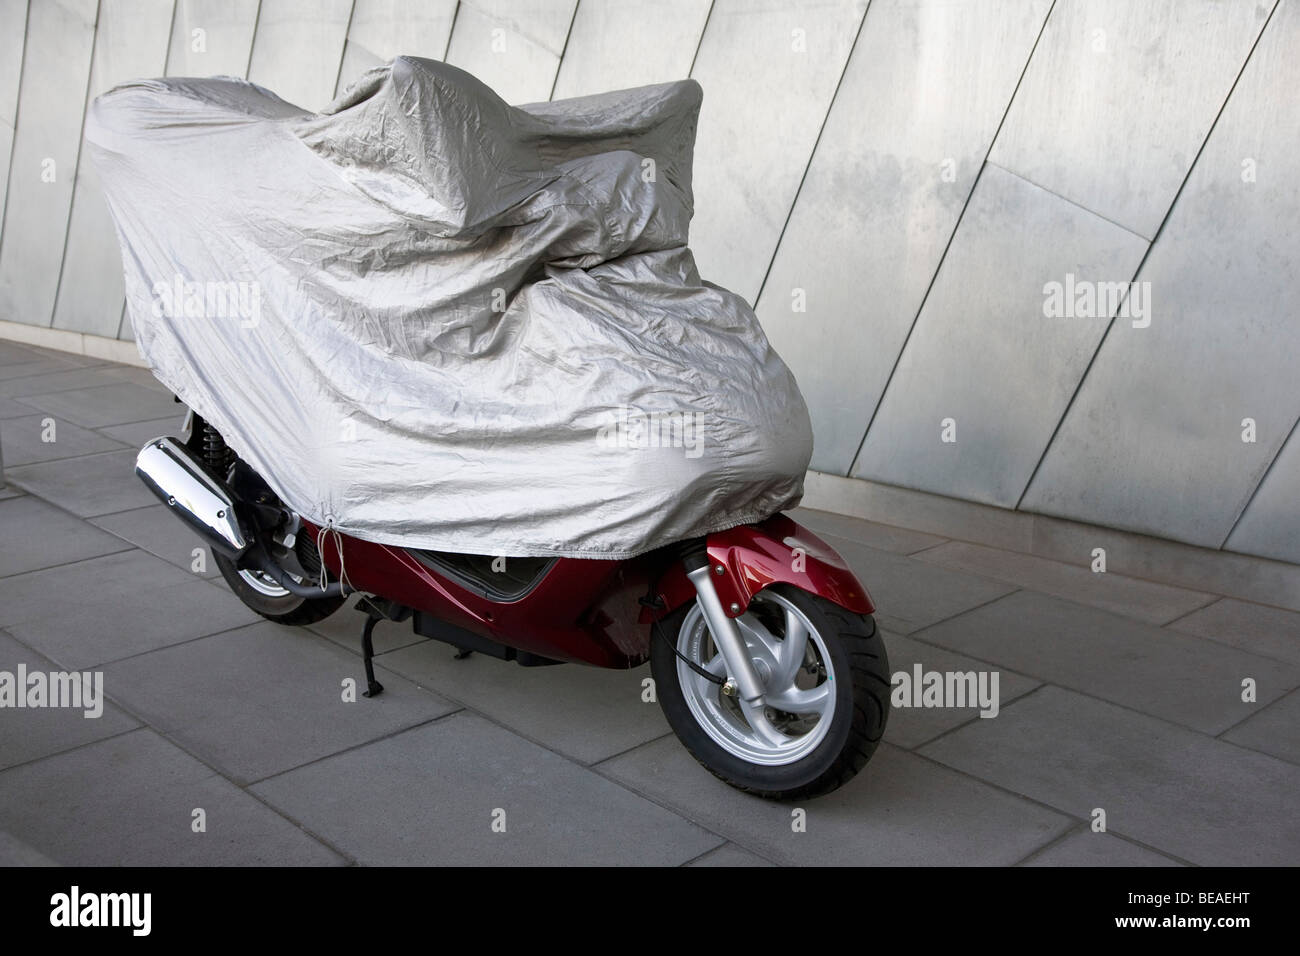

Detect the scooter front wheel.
xmin=650 ymin=584 xmax=889 ymax=799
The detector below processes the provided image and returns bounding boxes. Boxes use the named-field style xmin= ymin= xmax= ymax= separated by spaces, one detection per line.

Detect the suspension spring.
xmin=202 ymin=421 xmax=233 ymax=476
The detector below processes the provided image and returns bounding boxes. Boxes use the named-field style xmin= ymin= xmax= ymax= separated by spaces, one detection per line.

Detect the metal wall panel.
xmin=53 ymin=0 xmax=174 ymax=338
xmin=852 ymin=162 xmax=1147 ymax=506
xmin=1024 ymin=0 xmax=1300 ymax=552
xmin=0 ymin=0 xmax=97 ymax=328
xmin=444 ymin=0 xmax=577 ymax=105
xmin=334 ymin=0 xmax=456 ymax=97
xmin=688 ymin=0 xmax=866 ymax=303
xmin=0 ymin=0 xmax=28 ymax=233
xmin=165 ymin=0 xmax=259 ymax=79
xmin=755 ymin=0 xmax=1052 ymax=474
xmin=1227 ymin=425 xmax=1300 ymax=564
xmin=246 ymin=0 xmax=353 ymax=112
xmin=551 ymin=0 xmax=710 ymax=99
xmin=989 ymin=0 xmax=1273 ymax=239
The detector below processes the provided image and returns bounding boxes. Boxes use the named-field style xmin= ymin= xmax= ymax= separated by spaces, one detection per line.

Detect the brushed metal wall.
xmin=334 ymin=0 xmax=456 ymax=95
xmin=1023 ymin=0 xmax=1300 ymax=551
xmin=852 ymin=161 xmax=1148 ymax=507
xmin=51 ymin=0 xmax=172 ymax=341
xmin=445 ymin=0 xmax=577 ymax=104
xmin=0 ymin=0 xmax=27 ymax=231
xmin=756 ymin=0 xmax=1052 ymax=473
xmin=0 ymin=0 xmax=96 ymax=332
xmin=1 ymin=0 xmax=1296 ymax=564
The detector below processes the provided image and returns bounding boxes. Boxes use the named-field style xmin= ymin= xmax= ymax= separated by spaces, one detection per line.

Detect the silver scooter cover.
xmin=85 ymin=57 xmax=812 ymax=558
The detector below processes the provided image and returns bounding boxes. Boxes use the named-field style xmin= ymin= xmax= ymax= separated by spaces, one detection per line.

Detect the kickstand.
xmin=454 ymin=647 xmax=473 ymax=660
xmin=360 ymin=613 xmax=384 ymax=698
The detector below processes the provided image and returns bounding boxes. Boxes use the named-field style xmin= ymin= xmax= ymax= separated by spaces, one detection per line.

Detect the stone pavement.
xmin=1 ymin=339 xmax=1297 ymax=866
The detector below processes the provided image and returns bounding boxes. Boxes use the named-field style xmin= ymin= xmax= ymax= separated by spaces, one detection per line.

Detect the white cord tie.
xmin=316 ymin=516 xmax=354 ymax=595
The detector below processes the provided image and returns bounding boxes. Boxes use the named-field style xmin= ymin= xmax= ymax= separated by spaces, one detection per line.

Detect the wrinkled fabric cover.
xmin=86 ymin=56 xmax=812 ymax=558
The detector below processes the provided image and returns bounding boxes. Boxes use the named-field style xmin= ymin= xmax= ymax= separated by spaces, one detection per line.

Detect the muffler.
xmin=135 ymin=437 xmax=248 ymax=559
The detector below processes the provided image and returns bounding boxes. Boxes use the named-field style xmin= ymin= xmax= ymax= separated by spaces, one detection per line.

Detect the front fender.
xmin=652 ymin=513 xmax=874 ymax=619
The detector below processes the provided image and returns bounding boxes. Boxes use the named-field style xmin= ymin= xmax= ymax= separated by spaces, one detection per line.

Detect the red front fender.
xmin=652 ymin=513 xmax=874 ymax=619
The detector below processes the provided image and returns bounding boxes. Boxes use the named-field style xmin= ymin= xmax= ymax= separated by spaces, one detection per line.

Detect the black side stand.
xmin=354 ymin=596 xmax=415 ymax=699
xmin=360 ymin=613 xmax=384 ymax=698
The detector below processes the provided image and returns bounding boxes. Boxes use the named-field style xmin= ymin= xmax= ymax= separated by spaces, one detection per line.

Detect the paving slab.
xmin=914 ymin=540 xmax=1215 ymax=625
xmin=0 ymin=495 xmax=131 ymax=578
xmin=790 ymin=506 xmax=949 ymax=555
xmin=0 ymin=356 xmax=83 ymax=382
xmin=915 ymin=590 xmax=1300 ymax=734
xmin=881 ymin=632 xmax=1041 ymax=749
xmin=8 ymin=346 xmax=108 ymax=369
xmin=15 ymin=382 xmax=179 ymax=428
xmin=5 ymin=448 xmax=158 ymax=516
xmin=687 ymin=843 xmax=775 ymax=867
xmin=97 ymin=416 xmax=183 ymax=446
xmin=0 ymin=830 xmax=58 ymax=866
xmin=920 ymin=686 xmax=1300 ymax=866
xmin=8 ymin=578 xmax=260 ymax=670
xmin=0 ymin=366 xmax=124 ymax=398
xmin=0 ymin=341 xmax=41 ymax=367
xmin=0 ymin=549 xmax=193 ymax=629
xmin=100 ymin=365 xmax=170 ymax=393
xmin=0 ymin=395 xmax=45 ymax=420
xmin=1222 ymin=688 xmax=1300 ymax=765
xmin=1168 ymin=597 xmax=1300 ymax=667
xmin=101 ymin=621 xmax=459 ymax=784
xmin=1021 ymin=829 xmax=1184 ymax=867
xmin=599 ymin=737 xmax=1072 ymax=866
xmin=306 ymin=595 xmax=425 ymax=657
xmin=819 ymin=533 xmax=1016 ymax=634
xmin=253 ymin=712 xmax=724 ymax=866
xmin=0 ymin=728 xmax=345 ymax=865
xmin=381 ymin=638 xmax=671 ymax=765
xmin=0 ymin=630 xmax=138 ymax=771
xmin=89 ymin=504 xmax=221 ymax=578
xmin=0 ymin=412 xmax=125 ymax=466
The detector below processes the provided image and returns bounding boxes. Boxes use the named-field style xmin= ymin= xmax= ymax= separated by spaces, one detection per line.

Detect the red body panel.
xmin=306 ymin=513 xmax=873 ymax=669
xmin=650 ymin=513 xmax=874 ymax=620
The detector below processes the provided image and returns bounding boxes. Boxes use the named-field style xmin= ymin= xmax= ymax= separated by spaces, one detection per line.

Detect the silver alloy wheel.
xmin=675 ymin=590 xmax=836 ymax=766
xmin=237 ymin=568 xmax=294 ymax=598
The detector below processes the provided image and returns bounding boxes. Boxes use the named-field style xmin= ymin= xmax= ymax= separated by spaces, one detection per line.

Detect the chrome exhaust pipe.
xmin=135 ymin=437 xmax=248 ymax=559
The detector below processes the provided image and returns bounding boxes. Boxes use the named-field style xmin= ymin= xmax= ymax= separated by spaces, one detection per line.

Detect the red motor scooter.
xmin=136 ymin=411 xmax=889 ymax=799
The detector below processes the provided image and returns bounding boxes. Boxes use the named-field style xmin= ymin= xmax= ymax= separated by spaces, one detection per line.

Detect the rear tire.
xmin=650 ymin=584 xmax=889 ymax=800
xmin=214 ymin=547 xmax=346 ymax=626
xmin=192 ymin=417 xmax=346 ymax=627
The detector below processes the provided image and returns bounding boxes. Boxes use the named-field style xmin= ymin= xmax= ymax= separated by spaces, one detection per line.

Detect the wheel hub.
xmin=675 ymin=591 xmax=836 ymax=766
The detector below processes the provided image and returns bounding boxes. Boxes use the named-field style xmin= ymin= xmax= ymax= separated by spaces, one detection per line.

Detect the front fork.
xmin=683 ymin=553 xmax=765 ymax=703
xmin=682 ymin=554 xmax=793 ymax=749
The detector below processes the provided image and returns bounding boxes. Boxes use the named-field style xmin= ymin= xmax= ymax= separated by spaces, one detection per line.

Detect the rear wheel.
xmin=650 ymin=584 xmax=889 ymax=799
xmin=193 ymin=418 xmax=345 ymax=627
xmin=214 ymin=536 xmax=346 ymax=626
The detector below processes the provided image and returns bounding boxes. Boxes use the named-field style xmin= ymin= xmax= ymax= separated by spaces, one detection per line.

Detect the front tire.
xmin=650 ymin=584 xmax=889 ymax=799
